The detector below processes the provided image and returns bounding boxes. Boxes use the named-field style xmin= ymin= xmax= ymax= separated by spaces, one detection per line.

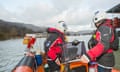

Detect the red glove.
xmin=27 ymin=37 xmax=36 ymax=48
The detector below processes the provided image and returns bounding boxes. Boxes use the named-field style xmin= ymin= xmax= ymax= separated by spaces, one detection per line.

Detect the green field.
xmin=114 ymin=49 xmax=120 ymax=69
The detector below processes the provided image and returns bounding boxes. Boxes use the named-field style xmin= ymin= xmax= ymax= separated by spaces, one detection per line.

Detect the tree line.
xmin=0 ymin=20 xmax=35 ymax=40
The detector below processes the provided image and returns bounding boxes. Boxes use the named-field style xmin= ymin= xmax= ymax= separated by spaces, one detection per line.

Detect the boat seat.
xmin=69 ymin=61 xmax=88 ymax=72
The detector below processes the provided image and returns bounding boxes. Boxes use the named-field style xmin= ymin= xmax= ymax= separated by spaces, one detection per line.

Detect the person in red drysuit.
xmin=44 ymin=21 xmax=67 ymax=72
xmin=80 ymin=11 xmax=115 ymax=72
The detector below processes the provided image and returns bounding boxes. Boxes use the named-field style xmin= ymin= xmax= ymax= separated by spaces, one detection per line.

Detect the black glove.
xmin=88 ymin=36 xmax=98 ymax=49
xmin=72 ymin=40 xmax=80 ymax=46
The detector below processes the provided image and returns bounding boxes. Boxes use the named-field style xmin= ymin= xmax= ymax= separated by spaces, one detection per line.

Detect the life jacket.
xmin=44 ymin=28 xmax=65 ymax=60
xmin=87 ymin=19 xmax=115 ymax=67
xmin=88 ymin=20 xmax=119 ymax=51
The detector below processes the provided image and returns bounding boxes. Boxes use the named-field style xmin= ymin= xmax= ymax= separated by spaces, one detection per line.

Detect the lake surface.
xmin=0 ymin=39 xmax=25 ymax=72
xmin=0 ymin=35 xmax=120 ymax=72
xmin=0 ymin=35 xmax=90 ymax=72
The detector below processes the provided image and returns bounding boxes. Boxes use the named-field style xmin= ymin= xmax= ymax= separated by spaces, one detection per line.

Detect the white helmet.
xmin=56 ymin=21 xmax=67 ymax=32
xmin=93 ymin=11 xmax=107 ymax=23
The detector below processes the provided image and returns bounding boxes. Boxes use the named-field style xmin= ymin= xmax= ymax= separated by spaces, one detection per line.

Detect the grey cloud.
xmin=52 ymin=0 xmax=82 ymax=10
xmin=0 ymin=5 xmax=20 ymax=22
xmin=19 ymin=0 xmax=119 ymax=27
xmin=0 ymin=0 xmax=119 ymax=29
xmin=0 ymin=5 xmax=11 ymax=20
xmin=19 ymin=3 xmax=60 ymax=25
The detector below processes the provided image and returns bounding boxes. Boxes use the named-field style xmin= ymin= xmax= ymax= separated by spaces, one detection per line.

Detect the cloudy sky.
xmin=0 ymin=0 xmax=119 ymax=31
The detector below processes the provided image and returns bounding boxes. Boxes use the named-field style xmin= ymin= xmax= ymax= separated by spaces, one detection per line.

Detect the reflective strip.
xmin=98 ymin=64 xmax=112 ymax=69
xmin=47 ymin=59 xmax=52 ymax=61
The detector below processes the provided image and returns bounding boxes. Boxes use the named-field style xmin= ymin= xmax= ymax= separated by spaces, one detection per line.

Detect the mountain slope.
xmin=0 ymin=19 xmax=45 ymax=40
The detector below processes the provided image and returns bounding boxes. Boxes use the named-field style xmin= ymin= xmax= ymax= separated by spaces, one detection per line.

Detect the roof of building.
xmin=106 ymin=3 xmax=120 ymax=13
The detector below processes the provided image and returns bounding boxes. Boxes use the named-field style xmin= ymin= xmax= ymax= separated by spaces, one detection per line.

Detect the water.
xmin=0 ymin=35 xmax=91 ymax=72
xmin=0 ymin=35 xmax=120 ymax=72
xmin=0 ymin=39 xmax=25 ymax=72
xmin=0 ymin=38 xmax=47 ymax=72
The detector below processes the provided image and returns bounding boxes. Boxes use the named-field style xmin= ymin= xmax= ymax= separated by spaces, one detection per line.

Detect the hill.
xmin=0 ymin=19 xmax=45 ymax=40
